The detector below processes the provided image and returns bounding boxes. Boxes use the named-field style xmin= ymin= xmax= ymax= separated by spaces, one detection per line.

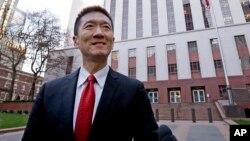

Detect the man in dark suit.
xmin=22 ymin=6 xmax=158 ymax=141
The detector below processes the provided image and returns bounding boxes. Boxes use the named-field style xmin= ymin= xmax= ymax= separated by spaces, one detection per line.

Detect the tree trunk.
xmin=29 ymin=74 xmax=38 ymax=100
xmin=7 ymin=69 xmax=17 ymax=101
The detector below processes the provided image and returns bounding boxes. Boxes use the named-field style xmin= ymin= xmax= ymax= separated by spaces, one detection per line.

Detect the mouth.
xmin=92 ymin=42 xmax=106 ymax=45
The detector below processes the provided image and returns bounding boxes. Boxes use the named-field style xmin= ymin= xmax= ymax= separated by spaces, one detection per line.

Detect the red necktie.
xmin=75 ymin=74 xmax=96 ymax=141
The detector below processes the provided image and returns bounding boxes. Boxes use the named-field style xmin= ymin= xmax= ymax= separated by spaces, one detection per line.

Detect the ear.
xmin=73 ymin=36 xmax=79 ymax=48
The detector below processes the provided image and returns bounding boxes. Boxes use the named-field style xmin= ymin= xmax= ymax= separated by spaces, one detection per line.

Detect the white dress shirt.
xmin=73 ymin=65 xmax=109 ymax=130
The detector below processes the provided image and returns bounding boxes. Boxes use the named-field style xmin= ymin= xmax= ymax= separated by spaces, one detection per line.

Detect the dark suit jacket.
xmin=158 ymin=125 xmax=177 ymax=141
xmin=22 ymin=68 xmax=159 ymax=141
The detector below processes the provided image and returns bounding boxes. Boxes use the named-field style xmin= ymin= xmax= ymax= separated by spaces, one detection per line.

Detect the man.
xmin=22 ymin=6 xmax=158 ymax=141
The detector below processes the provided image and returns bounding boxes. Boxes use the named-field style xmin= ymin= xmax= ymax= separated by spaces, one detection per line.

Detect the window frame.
xmin=190 ymin=62 xmax=200 ymax=73
xmin=192 ymin=89 xmax=206 ymax=103
xmin=148 ymin=91 xmax=159 ymax=103
xmin=168 ymin=64 xmax=178 ymax=75
xmin=148 ymin=66 xmax=156 ymax=76
xmin=169 ymin=90 xmax=181 ymax=103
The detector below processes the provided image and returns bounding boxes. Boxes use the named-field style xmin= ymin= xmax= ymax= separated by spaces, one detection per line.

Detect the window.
xmin=192 ymin=89 xmax=206 ymax=103
xmin=214 ymin=60 xmax=223 ymax=70
xmin=168 ymin=64 xmax=177 ymax=74
xmin=37 ymin=81 xmax=41 ymax=85
xmin=166 ymin=0 xmax=176 ymax=33
xmin=36 ymin=88 xmax=40 ymax=94
xmin=148 ymin=91 xmax=158 ymax=103
xmin=14 ymin=83 xmax=17 ymax=89
xmin=121 ymin=0 xmax=129 ymax=40
xmin=190 ymin=62 xmax=200 ymax=72
xmin=147 ymin=46 xmax=155 ymax=57
xmin=7 ymin=73 xmax=11 ymax=78
xmin=110 ymin=0 xmax=116 ymax=24
xmin=188 ymin=41 xmax=197 ymax=52
xmin=240 ymin=57 xmax=250 ymax=69
xmin=166 ymin=44 xmax=176 ymax=52
xmin=240 ymin=0 xmax=250 ymax=22
xmin=169 ymin=90 xmax=181 ymax=103
xmin=151 ymin=0 xmax=159 ymax=35
xmin=136 ymin=0 xmax=143 ymax=38
xmin=219 ymin=0 xmax=233 ymax=24
xmin=65 ymin=56 xmax=74 ymax=75
xmin=210 ymin=38 xmax=219 ymax=48
xmin=235 ymin=35 xmax=248 ymax=48
xmin=111 ymin=51 xmax=118 ymax=70
xmin=111 ymin=51 xmax=118 ymax=60
xmin=4 ymin=81 xmax=10 ymax=88
xmin=128 ymin=67 xmax=136 ymax=78
xmin=148 ymin=66 xmax=156 ymax=76
xmin=200 ymin=0 xmax=213 ymax=28
xmin=0 ymin=92 xmax=6 ymax=101
xmin=128 ymin=48 xmax=136 ymax=58
xmin=22 ymin=85 xmax=25 ymax=91
xmin=219 ymin=85 xmax=227 ymax=98
xmin=247 ymin=84 xmax=250 ymax=94
xmin=183 ymin=0 xmax=194 ymax=30
xmin=111 ymin=51 xmax=119 ymax=70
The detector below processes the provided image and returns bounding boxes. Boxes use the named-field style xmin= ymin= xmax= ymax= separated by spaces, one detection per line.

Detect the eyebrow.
xmin=83 ymin=19 xmax=112 ymax=26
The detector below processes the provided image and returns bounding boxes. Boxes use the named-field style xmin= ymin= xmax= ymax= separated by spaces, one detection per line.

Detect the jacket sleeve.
xmin=21 ymin=84 xmax=46 ymax=141
xmin=133 ymin=82 xmax=159 ymax=141
xmin=158 ymin=124 xmax=178 ymax=141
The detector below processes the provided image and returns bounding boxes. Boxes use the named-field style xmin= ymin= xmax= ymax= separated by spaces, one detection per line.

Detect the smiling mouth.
xmin=92 ymin=42 xmax=106 ymax=45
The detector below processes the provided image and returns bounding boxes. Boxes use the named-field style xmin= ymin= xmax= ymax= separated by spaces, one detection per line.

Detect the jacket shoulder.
xmin=43 ymin=69 xmax=79 ymax=88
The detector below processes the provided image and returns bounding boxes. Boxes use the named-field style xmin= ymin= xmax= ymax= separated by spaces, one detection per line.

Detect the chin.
xmin=93 ymin=50 xmax=110 ymax=55
xmin=90 ymin=52 xmax=108 ymax=58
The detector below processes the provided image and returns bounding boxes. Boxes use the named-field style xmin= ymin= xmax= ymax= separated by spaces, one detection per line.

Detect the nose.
xmin=93 ymin=26 xmax=104 ymax=38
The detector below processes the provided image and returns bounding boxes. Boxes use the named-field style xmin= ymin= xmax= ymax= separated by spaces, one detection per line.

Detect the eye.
xmin=84 ymin=23 xmax=94 ymax=29
xmin=102 ymin=24 xmax=111 ymax=31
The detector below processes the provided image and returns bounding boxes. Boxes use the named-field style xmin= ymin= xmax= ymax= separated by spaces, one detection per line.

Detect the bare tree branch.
xmin=24 ymin=10 xmax=65 ymax=100
xmin=0 ymin=22 xmax=29 ymax=101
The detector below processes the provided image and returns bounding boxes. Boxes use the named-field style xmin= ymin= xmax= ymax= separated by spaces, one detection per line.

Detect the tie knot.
xmin=87 ymin=74 xmax=96 ymax=82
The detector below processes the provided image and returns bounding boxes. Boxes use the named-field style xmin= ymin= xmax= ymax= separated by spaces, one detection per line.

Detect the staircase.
xmin=152 ymin=102 xmax=222 ymax=121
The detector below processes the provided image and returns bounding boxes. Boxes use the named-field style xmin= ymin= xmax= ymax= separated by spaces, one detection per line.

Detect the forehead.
xmin=79 ymin=12 xmax=112 ymax=26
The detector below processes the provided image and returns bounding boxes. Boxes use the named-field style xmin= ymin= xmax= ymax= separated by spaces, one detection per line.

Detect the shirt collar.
xmin=77 ymin=65 xmax=109 ymax=88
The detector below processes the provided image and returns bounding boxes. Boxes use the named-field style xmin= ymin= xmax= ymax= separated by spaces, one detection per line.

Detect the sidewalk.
xmin=158 ymin=120 xmax=230 ymax=141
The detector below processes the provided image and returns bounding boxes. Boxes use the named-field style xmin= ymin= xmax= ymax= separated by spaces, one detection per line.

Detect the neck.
xmin=83 ymin=59 xmax=107 ymax=74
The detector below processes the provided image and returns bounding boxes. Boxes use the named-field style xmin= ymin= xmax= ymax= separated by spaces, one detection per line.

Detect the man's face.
xmin=73 ymin=12 xmax=115 ymax=61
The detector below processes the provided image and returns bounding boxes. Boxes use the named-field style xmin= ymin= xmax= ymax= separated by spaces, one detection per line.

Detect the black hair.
xmin=74 ymin=5 xmax=114 ymax=36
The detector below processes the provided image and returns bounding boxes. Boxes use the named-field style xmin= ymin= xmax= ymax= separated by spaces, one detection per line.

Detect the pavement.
xmin=0 ymin=120 xmax=233 ymax=141
xmin=158 ymin=120 xmax=232 ymax=141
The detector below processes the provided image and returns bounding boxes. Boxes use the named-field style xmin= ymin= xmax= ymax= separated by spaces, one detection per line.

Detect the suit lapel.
xmin=60 ymin=69 xmax=80 ymax=134
xmin=93 ymin=68 xmax=119 ymax=123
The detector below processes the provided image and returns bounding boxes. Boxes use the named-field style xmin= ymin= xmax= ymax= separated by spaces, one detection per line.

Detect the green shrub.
xmin=17 ymin=110 xmax=23 ymax=114
xmin=1 ymin=109 xmax=7 ymax=113
xmin=24 ymin=110 xmax=29 ymax=114
xmin=9 ymin=110 xmax=15 ymax=113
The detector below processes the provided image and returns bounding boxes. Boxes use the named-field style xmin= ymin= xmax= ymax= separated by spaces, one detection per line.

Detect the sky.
xmin=17 ymin=0 xmax=104 ymax=73
xmin=17 ymin=0 xmax=72 ymax=30
xmin=17 ymin=0 xmax=104 ymax=30
xmin=17 ymin=0 xmax=72 ymax=73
